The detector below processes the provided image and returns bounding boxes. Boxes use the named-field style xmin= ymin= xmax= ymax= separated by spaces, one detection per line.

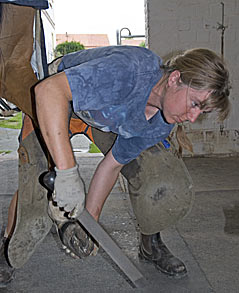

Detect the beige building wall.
xmin=145 ymin=0 xmax=239 ymax=156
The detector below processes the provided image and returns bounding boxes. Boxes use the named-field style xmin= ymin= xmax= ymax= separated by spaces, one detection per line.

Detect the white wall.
xmin=145 ymin=0 xmax=239 ymax=156
xmin=42 ymin=0 xmax=56 ymax=63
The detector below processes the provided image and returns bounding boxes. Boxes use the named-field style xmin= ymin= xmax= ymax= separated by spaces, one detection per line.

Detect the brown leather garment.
xmin=0 ymin=4 xmax=38 ymax=121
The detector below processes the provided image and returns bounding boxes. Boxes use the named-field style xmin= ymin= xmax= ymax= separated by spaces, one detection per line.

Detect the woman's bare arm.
xmin=86 ymin=149 xmax=123 ymax=220
xmin=35 ymin=72 xmax=75 ymax=170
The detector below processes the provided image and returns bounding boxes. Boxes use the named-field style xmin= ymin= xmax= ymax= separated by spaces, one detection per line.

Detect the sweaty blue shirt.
xmin=58 ymin=46 xmax=174 ymax=164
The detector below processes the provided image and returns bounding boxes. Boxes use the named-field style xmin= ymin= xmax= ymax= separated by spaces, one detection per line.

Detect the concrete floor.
xmin=0 ymin=128 xmax=239 ymax=292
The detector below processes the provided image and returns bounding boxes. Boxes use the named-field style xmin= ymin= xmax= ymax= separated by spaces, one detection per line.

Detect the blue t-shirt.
xmin=0 ymin=0 xmax=48 ymax=9
xmin=58 ymin=46 xmax=174 ymax=164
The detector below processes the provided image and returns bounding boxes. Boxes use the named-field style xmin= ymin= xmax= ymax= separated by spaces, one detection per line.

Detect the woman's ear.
xmin=168 ymin=70 xmax=181 ymax=88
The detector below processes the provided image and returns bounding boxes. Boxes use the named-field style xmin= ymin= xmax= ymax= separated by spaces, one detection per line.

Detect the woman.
xmin=1 ymin=46 xmax=230 ymax=285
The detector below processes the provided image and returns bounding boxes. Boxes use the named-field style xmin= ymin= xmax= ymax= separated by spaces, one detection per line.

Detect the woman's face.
xmin=160 ymin=71 xmax=211 ymax=124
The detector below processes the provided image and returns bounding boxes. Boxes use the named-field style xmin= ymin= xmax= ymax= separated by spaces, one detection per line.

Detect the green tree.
xmin=55 ymin=41 xmax=85 ymax=57
xmin=139 ymin=41 xmax=146 ymax=48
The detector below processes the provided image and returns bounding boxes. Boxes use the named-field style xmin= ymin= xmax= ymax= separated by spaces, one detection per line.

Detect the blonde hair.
xmin=162 ymin=48 xmax=230 ymax=121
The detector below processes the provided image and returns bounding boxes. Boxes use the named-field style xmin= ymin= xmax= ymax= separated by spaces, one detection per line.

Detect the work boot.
xmin=139 ymin=232 xmax=187 ymax=278
xmin=0 ymin=237 xmax=15 ymax=288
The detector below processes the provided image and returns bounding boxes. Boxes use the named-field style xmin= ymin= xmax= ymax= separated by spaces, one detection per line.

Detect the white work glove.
xmin=53 ymin=165 xmax=85 ymax=216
